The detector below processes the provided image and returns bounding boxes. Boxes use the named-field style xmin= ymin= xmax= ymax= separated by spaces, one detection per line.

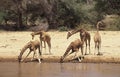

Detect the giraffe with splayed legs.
xmin=67 ymin=28 xmax=91 ymax=55
xmin=60 ymin=32 xmax=86 ymax=63
xmin=18 ymin=40 xmax=42 ymax=63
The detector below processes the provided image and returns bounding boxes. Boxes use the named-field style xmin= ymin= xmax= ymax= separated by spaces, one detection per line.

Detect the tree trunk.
xmin=16 ymin=0 xmax=24 ymax=29
xmin=18 ymin=11 xmax=23 ymax=29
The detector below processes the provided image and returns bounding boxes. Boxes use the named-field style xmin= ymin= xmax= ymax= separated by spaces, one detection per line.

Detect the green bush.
xmin=115 ymin=17 xmax=120 ymax=30
xmin=0 ymin=12 xmax=5 ymax=23
xmin=106 ymin=17 xmax=120 ymax=31
xmin=75 ymin=23 xmax=93 ymax=31
xmin=58 ymin=26 xmax=68 ymax=31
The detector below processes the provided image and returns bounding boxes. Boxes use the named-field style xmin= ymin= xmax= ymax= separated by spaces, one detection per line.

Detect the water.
xmin=0 ymin=62 xmax=120 ymax=77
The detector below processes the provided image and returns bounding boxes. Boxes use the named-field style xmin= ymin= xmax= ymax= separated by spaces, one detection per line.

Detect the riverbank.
xmin=0 ymin=31 xmax=120 ymax=63
xmin=0 ymin=55 xmax=120 ymax=63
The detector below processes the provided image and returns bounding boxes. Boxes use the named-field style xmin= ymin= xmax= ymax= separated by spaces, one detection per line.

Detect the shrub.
xmin=58 ymin=26 xmax=68 ymax=31
xmin=106 ymin=16 xmax=120 ymax=31
xmin=75 ymin=23 xmax=93 ymax=31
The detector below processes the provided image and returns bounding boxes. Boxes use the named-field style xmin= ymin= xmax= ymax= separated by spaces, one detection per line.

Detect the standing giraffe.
xmin=94 ymin=28 xmax=102 ymax=55
xmin=31 ymin=30 xmax=51 ymax=54
xmin=67 ymin=28 xmax=91 ymax=55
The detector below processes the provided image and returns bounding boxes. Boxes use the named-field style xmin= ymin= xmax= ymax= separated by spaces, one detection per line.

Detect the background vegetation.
xmin=0 ymin=0 xmax=119 ymax=31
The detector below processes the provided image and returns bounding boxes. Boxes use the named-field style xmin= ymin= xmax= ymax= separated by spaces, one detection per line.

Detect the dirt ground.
xmin=0 ymin=30 xmax=120 ymax=63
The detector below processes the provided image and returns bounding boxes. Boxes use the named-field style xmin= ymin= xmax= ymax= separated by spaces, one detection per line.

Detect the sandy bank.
xmin=0 ymin=55 xmax=120 ymax=63
xmin=0 ymin=31 xmax=120 ymax=63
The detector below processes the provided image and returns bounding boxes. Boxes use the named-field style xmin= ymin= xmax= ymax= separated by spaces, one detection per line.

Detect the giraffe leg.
xmin=43 ymin=41 xmax=46 ymax=48
xmin=60 ymin=45 xmax=72 ymax=63
xmin=74 ymin=51 xmax=82 ymax=62
xmin=97 ymin=43 xmax=102 ymax=56
xmin=40 ymin=37 xmax=42 ymax=52
xmin=60 ymin=51 xmax=70 ymax=63
xmin=31 ymin=52 xmax=35 ymax=61
xmin=85 ymin=40 xmax=88 ymax=55
xmin=22 ymin=51 xmax=31 ymax=62
xmin=38 ymin=45 xmax=42 ymax=61
xmin=72 ymin=51 xmax=77 ymax=59
xmin=79 ymin=46 xmax=84 ymax=62
xmin=47 ymin=40 xmax=51 ymax=54
xmin=88 ymin=39 xmax=91 ymax=54
xmin=94 ymin=43 xmax=97 ymax=55
xmin=60 ymin=49 xmax=73 ymax=63
xmin=34 ymin=49 xmax=41 ymax=63
xmin=81 ymin=45 xmax=84 ymax=56
xmin=97 ymin=43 xmax=100 ymax=55
xmin=78 ymin=57 xmax=81 ymax=62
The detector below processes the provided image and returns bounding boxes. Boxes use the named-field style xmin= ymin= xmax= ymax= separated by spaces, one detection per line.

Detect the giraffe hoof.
xmin=49 ymin=53 xmax=52 ymax=55
xmin=38 ymin=61 xmax=41 ymax=63
xmin=42 ymin=46 xmax=45 ymax=48
xmin=31 ymin=59 xmax=34 ymax=61
xmin=80 ymin=56 xmax=84 ymax=60
xmin=97 ymin=52 xmax=103 ymax=56
xmin=78 ymin=59 xmax=81 ymax=62
xmin=85 ymin=53 xmax=88 ymax=55
xmin=25 ymin=61 xmax=27 ymax=63
xmin=21 ymin=60 xmax=24 ymax=62
xmin=60 ymin=61 xmax=63 ymax=63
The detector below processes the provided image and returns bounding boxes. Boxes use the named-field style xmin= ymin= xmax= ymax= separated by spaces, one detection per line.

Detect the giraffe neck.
xmin=81 ymin=39 xmax=84 ymax=45
xmin=81 ymin=35 xmax=85 ymax=45
xmin=19 ymin=43 xmax=30 ymax=60
xmin=97 ymin=29 xmax=99 ymax=33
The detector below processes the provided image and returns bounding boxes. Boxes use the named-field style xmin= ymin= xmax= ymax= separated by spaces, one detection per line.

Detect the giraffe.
xmin=67 ymin=28 xmax=91 ymax=55
xmin=60 ymin=32 xmax=86 ymax=63
xmin=18 ymin=40 xmax=41 ymax=63
xmin=31 ymin=30 xmax=51 ymax=54
xmin=94 ymin=24 xmax=102 ymax=55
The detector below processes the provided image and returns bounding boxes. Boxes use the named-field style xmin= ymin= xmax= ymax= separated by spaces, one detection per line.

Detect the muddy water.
xmin=0 ymin=62 xmax=120 ymax=77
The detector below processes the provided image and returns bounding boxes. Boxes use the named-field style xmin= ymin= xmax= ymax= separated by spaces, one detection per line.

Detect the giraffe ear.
xmin=68 ymin=31 xmax=71 ymax=34
xmin=31 ymin=33 xmax=34 ymax=35
xmin=67 ymin=31 xmax=71 ymax=36
xmin=67 ymin=31 xmax=71 ymax=39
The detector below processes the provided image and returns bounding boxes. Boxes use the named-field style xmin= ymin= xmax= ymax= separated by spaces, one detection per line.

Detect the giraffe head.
xmin=60 ymin=56 xmax=64 ymax=63
xmin=79 ymin=28 xmax=85 ymax=33
xmin=18 ymin=56 xmax=21 ymax=62
xmin=18 ymin=49 xmax=22 ymax=62
xmin=31 ymin=33 xmax=35 ymax=40
xmin=81 ymin=31 xmax=86 ymax=42
xmin=67 ymin=31 xmax=72 ymax=39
